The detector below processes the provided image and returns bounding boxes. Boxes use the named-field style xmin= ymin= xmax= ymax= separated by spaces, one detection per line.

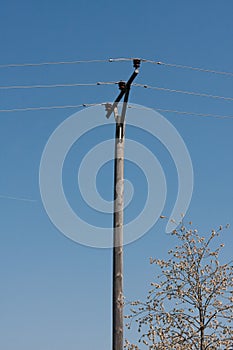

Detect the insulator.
xmin=118 ymin=81 xmax=126 ymax=91
xmin=105 ymin=103 xmax=112 ymax=112
xmin=133 ymin=59 xmax=141 ymax=69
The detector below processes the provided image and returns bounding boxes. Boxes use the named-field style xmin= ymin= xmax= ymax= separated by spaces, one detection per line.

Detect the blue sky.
xmin=0 ymin=0 xmax=233 ymax=349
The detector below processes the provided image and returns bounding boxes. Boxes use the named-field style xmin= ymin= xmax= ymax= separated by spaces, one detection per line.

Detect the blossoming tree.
xmin=125 ymin=224 xmax=233 ymax=350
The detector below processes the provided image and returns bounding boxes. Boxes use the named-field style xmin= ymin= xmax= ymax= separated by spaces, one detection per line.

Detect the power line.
xmin=0 ymin=194 xmax=37 ymax=202
xmin=0 ymin=102 xmax=232 ymax=119
xmin=128 ymin=105 xmax=233 ymax=120
xmin=0 ymin=103 xmax=103 ymax=113
xmin=0 ymin=56 xmax=232 ymax=77
xmin=109 ymin=58 xmax=233 ymax=77
xmin=0 ymin=58 xmax=110 ymax=69
xmin=143 ymin=59 xmax=233 ymax=77
xmin=0 ymin=81 xmax=117 ymax=90
xmin=133 ymin=83 xmax=233 ymax=101
xmin=1 ymin=81 xmax=232 ymax=103
xmin=0 ymin=57 xmax=132 ymax=69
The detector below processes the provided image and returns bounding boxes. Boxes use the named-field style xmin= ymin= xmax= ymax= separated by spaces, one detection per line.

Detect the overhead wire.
xmin=0 ymin=57 xmax=232 ymax=117
xmin=0 ymin=81 xmax=117 ymax=90
xmin=142 ymin=59 xmax=233 ymax=77
xmin=0 ymin=56 xmax=232 ymax=77
xmin=0 ymin=102 xmax=232 ymax=119
xmin=127 ymin=105 xmax=233 ymax=120
xmin=0 ymin=58 xmax=110 ymax=68
xmin=109 ymin=58 xmax=233 ymax=77
xmin=133 ymin=83 xmax=233 ymax=101
xmin=0 ymin=80 xmax=232 ymax=102
xmin=0 ymin=194 xmax=37 ymax=202
xmin=0 ymin=103 xmax=103 ymax=113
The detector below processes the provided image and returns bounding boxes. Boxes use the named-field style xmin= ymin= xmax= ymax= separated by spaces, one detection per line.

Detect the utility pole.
xmin=105 ymin=59 xmax=141 ymax=350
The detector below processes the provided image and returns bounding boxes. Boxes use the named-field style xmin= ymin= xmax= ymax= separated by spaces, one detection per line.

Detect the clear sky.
xmin=0 ymin=0 xmax=233 ymax=349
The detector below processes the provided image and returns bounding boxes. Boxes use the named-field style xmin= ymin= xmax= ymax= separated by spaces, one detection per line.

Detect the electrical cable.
xmin=0 ymin=56 xmax=232 ymax=77
xmin=133 ymin=83 xmax=233 ymax=101
xmin=0 ymin=59 xmax=110 ymax=68
xmin=0 ymin=102 xmax=232 ymax=119
xmin=143 ymin=59 xmax=233 ymax=77
xmin=0 ymin=81 xmax=117 ymax=90
xmin=128 ymin=105 xmax=233 ymax=120
xmin=0 ymin=194 xmax=37 ymax=202
xmin=0 ymin=103 xmax=103 ymax=113
xmin=0 ymin=81 xmax=232 ymax=103
xmin=109 ymin=58 xmax=233 ymax=76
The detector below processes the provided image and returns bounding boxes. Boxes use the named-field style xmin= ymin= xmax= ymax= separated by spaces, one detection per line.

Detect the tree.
xmin=125 ymin=223 xmax=233 ymax=350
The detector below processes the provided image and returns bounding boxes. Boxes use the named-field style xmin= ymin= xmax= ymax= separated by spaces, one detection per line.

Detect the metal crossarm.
xmin=105 ymin=59 xmax=140 ymax=119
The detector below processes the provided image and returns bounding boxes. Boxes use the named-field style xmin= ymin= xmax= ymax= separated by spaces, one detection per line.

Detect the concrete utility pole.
xmin=105 ymin=59 xmax=141 ymax=350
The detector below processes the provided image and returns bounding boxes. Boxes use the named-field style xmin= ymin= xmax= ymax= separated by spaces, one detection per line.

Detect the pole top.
xmin=133 ymin=58 xmax=141 ymax=69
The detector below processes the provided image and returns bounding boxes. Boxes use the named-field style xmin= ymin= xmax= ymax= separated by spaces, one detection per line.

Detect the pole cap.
xmin=133 ymin=58 xmax=141 ymax=69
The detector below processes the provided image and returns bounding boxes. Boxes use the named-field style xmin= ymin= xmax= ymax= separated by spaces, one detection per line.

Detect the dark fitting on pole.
xmin=133 ymin=58 xmax=141 ymax=69
xmin=118 ymin=81 xmax=126 ymax=91
xmin=105 ymin=60 xmax=140 ymax=119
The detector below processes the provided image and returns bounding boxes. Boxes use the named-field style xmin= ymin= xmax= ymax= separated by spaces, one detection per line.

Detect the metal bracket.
xmin=105 ymin=59 xmax=141 ymax=120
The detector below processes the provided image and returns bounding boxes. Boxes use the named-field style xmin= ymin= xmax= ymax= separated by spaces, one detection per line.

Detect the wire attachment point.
xmin=105 ymin=103 xmax=113 ymax=113
xmin=118 ymin=81 xmax=126 ymax=91
xmin=133 ymin=59 xmax=141 ymax=69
